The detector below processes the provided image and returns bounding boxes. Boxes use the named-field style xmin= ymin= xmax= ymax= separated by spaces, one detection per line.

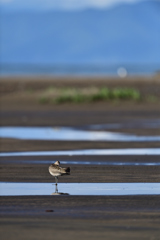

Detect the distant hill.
xmin=1 ymin=0 xmax=160 ymax=67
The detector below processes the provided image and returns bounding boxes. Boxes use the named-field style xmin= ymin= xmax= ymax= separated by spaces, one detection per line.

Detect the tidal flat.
xmin=0 ymin=76 xmax=160 ymax=240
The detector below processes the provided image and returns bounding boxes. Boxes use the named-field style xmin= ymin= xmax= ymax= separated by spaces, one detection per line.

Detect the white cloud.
xmin=64 ymin=0 xmax=142 ymax=8
xmin=42 ymin=0 xmax=145 ymax=10
xmin=0 ymin=0 xmax=146 ymax=10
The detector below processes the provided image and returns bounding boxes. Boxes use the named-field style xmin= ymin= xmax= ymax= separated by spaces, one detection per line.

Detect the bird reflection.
xmin=51 ymin=183 xmax=69 ymax=195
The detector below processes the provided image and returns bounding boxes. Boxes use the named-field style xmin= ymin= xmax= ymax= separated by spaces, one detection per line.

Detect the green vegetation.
xmin=89 ymin=87 xmax=140 ymax=102
xmin=55 ymin=93 xmax=85 ymax=104
xmin=39 ymin=96 xmax=49 ymax=104
xmin=38 ymin=87 xmax=141 ymax=104
xmin=39 ymin=87 xmax=141 ymax=104
xmin=54 ymin=87 xmax=141 ymax=104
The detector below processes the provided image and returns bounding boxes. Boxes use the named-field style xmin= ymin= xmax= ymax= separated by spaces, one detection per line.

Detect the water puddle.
xmin=86 ymin=119 xmax=160 ymax=130
xmin=1 ymin=148 xmax=160 ymax=157
xmin=0 ymin=182 xmax=160 ymax=196
xmin=0 ymin=127 xmax=160 ymax=142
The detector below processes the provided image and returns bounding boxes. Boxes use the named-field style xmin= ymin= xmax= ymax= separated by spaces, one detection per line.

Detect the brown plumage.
xmin=49 ymin=161 xmax=70 ymax=185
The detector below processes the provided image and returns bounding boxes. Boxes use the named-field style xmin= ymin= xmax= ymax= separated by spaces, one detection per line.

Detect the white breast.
xmin=49 ymin=167 xmax=61 ymax=177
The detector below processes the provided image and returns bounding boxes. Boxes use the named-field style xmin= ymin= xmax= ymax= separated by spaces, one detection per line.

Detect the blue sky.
xmin=0 ymin=0 xmax=146 ymax=10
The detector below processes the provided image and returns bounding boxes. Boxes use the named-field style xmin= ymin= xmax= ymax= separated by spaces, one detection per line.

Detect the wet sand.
xmin=0 ymin=76 xmax=160 ymax=239
xmin=0 ymin=195 xmax=160 ymax=240
xmin=1 ymin=155 xmax=160 ymax=183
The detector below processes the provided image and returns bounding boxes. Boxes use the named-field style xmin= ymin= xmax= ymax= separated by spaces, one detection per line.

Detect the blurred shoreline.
xmin=1 ymin=64 xmax=159 ymax=77
xmin=0 ymin=74 xmax=160 ymax=125
xmin=1 ymin=73 xmax=160 ymax=88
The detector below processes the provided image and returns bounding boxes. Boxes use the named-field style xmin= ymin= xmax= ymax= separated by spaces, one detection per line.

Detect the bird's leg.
xmin=55 ymin=184 xmax=58 ymax=193
xmin=55 ymin=176 xmax=58 ymax=185
xmin=55 ymin=177 xmax=57 ymax=185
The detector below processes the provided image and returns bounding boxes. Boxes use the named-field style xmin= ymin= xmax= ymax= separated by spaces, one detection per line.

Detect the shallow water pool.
xmin=0 ymin=126 xmax=160 ymax=141
xmin=1 ymin=182 xmax=160 ymax=196
xmin=1 ymin=148 xmax=160 ymax=157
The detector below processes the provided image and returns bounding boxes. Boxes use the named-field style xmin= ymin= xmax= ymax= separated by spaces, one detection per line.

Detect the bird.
xmin=49 ymin=161 xmax=70 ymax=185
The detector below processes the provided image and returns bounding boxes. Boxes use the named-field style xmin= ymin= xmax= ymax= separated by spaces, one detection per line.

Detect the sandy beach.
xmin=0 ymin=76 xmax=160 ymax=239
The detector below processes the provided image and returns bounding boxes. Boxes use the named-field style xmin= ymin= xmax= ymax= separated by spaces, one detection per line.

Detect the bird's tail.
xmin=60 ymin=167 xmax=70 ymax=175
xmin=65 ymin=167 xmax=70 ymax=173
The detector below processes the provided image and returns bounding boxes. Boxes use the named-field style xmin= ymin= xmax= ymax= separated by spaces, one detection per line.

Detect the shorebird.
xmin=49 ymin=161 xmax=70 ymax=185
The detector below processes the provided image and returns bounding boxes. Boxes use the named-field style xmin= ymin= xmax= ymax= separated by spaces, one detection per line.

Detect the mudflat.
xmin=0 ymin=195 xmax=160 ymax=240
xmin=0 ymin=76 xmax=160 ymax=240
